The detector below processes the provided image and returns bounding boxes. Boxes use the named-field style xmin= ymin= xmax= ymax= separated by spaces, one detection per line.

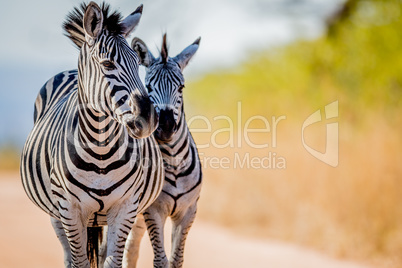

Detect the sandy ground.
xmin=0 ymin=175 xmax=372 ymax=268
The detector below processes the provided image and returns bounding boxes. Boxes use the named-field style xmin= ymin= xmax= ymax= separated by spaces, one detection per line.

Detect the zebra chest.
xmin=163 ymin=172 xmax=201 ymax=196
xmin=51 ymin=164 xmax=144 ymax=211
xmin=53 ymin=140 xmax=142 ymax=198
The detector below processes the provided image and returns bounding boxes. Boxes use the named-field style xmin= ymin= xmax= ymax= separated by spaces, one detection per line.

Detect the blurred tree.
xmin=187 ymin=0 xmax=402 ymax=120
xmin=326 ymin=0 xmax=360 ymax=37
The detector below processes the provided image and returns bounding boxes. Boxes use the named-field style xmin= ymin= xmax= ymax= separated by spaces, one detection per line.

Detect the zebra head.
xmin=131 ymin=34 xmax=200 ymax=141
xmin=64 ymin=2 xmax=158 ymax=139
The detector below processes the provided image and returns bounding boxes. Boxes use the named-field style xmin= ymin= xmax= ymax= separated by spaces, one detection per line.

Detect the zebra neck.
xmin=75 ymin=96 xmax=128 ymax=156
xmin=158 ymin=113 xmax=192 ymax=169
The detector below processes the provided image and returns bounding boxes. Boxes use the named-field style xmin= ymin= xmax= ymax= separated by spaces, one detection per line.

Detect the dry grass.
xmin=194 ymin=113 xmax=402 ymax=268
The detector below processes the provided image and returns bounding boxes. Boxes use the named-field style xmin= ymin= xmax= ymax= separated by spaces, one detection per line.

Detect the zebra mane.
xmin=63 ymin=2 xmax=124 ymax=49
xmin=160 ymin=33 xmax=169 ymax=63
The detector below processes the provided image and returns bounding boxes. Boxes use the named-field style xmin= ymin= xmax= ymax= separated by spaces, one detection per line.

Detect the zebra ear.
xmin=161 ymin=33 xmax=169 ymax=64
xmin=173 ymin=37 xmax=201 ymax=70
xmin=83 ymin=2 xmax=104 ymax=46
xmin=131 ymin=37 xmax=155 ymax=67
xmin=121 ymin=5 xmax=143 ymax=38
xmin=83 ymin=2 xmax=103 ymax=46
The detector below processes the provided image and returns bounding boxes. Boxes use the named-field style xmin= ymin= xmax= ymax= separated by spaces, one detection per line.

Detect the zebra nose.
xmin=155 ymin=109 xmax=177 ymax=141
xmin=125 ymin=118 xmax=145 ymax=138
xmin=122 ymin=113 xmax=148 ymax=138
xmin=159 ymin=109 xmax=176 ymax=131
xmin=127 ymin=119 xmax=144 ymax=132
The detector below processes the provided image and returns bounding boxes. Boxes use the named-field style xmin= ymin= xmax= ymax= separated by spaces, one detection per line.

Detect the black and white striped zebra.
xmin=20 ymin=3 xmax=164 ymax=268
xmin=123 ymin=34 xmax=202 ymax=268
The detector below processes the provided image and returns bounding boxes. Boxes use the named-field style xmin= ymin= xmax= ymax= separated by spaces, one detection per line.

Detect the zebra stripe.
xmin=125 ymin=34 xmax=202 ymax=268
xmin=20 ymin=3 xmax=164 ymax=268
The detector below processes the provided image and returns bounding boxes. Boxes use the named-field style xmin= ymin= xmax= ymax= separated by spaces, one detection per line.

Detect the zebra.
xmin=20 ymin=2 xmax=164 ymax=268
xmin=123 ymin=34 xmax=202 ymax=268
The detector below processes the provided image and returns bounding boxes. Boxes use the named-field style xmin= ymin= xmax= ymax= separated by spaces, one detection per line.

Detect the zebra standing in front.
xmin=20 ymin=2 xmax=164 ymax=268
xmin=123 ymin=34 xmax=202 ymax=268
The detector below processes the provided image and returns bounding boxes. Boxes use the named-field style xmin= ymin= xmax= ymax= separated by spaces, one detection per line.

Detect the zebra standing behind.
xmin=20 ymin=2 xmax=164 ymax=268
xmin=123 ymin=34 xmax=202 ymax=268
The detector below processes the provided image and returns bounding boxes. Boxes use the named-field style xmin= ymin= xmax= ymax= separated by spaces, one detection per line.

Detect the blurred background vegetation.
xmin=0 ymin=143 xmax=20 ymax=171
xmin=187 ymin=0 xmax=402 ymax=119
xmin=185 ymin=0 xmax=402 ymax=267
xmin=2 ymin=0 xmax=402 ymax=267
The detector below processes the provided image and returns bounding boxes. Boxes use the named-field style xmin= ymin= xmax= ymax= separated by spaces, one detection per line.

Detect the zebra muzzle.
xmin=155 ymin=109 xmax=177 ymax=142
xmin=122 ymin=113 xmax=157 ymax=139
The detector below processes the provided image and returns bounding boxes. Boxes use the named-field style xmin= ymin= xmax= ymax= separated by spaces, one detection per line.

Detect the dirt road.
xmin=0 ymin=175 xmax=371 ymax=268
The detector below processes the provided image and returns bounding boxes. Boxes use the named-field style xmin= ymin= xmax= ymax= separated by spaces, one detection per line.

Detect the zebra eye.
xmin=178 ymin=85 xmax=184 ymax=93
xmin=146 ymin=85 xmax=153 ymax=93
xmin=101 ymin=60 xmax=116 ymax=70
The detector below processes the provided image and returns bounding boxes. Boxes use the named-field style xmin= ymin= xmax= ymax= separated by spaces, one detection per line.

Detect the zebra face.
xmin=145 ymin=61 xmax=185 ymax=141
xmin=132 ymin=34 xmax=200 ymax=142
xmin=75 ymin=2 xmax=158 ymax=139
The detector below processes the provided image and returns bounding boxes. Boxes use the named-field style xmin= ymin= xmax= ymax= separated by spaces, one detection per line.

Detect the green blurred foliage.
xmin=186 ymin=0 xmax=402 ymax=122
xmin=187 ymin=1 xmax=402 ymax=265
xmin=185 ymin=2 xmax=402 ymax=265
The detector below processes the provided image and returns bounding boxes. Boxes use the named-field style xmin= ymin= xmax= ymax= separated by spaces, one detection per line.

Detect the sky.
xmin=0 ymin=0 xmax=343 ymax=146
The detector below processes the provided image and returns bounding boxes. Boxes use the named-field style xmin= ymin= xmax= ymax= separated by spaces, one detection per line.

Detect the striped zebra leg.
xmin=123 ymin=214 xmax=147 ymax=268
xmin=99 ymin=226 xmax=108 ymax=267
xmin=143 ymin=210 xmax=169 ymax=268
xmin=169 ymin=204 xmax=197 ymax=268
xmin=59 ymin=205 xmax=92 ymax=268
xmin=51 ymin=217 xmax=72 ymax=268
xmin=104 ymin=203 xmax=139 ymax=268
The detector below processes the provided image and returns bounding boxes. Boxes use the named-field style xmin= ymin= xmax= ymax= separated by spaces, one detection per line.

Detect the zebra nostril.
xmin=125 ymin=119 xmax=135 ymax=130
xmin=135 ymin=120 xmax=144 ymax=131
